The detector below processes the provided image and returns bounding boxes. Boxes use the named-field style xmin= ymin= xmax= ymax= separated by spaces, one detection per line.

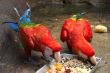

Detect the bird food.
xmin=36 ymin=54 xmax=101 ymax=73
xmin=95 ymin=25 xmax=107 ymax=33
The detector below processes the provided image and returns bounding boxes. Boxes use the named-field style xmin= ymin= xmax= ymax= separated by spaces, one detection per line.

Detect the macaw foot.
xmin=24 ymin=57 xmax=37 ymax=65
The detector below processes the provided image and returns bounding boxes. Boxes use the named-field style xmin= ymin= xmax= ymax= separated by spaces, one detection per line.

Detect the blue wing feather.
xmin=3 ymin=8 xmax=31 ymax=32
xmin=2 ymin=21 xmax=18 ymax=32
xmin=8 ymin=23 xmax=18 ymax=32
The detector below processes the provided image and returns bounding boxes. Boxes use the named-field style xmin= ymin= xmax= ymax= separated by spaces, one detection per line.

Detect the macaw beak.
xmin=54 ymin=51 xmax=61 ymax=63
xmin=90 ymin=55 xmax=97 ymax=65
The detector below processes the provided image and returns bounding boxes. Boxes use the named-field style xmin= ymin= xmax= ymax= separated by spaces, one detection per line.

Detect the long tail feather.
xmin=26 ymin=2 xmax=31 ymax=10
xmin=13 ymin=7 xmax=20 ymax=17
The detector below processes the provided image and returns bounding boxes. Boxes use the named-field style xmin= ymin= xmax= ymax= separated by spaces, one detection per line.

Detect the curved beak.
xmin=90 ymin=55 xmax=97 ymax=65
xmin=54 ymin=51 xmax=61 ymax=63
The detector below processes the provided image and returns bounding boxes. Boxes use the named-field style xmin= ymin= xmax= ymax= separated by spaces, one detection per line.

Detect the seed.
xmin=90 ymin=66 xmax=93 ymax=69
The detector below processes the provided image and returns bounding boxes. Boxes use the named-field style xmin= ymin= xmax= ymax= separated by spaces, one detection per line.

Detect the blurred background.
xmin=0 ymin=0 xmax=110 ymax=73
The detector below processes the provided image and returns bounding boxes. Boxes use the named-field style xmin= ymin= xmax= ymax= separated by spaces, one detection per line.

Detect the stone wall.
xmin=28 ymin=0 xmax=110 ymax=8
xmin=0 ymin=0 xmax=27 ymax=21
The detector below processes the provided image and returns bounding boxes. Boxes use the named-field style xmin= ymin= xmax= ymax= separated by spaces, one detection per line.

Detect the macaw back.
xmin=19 ymin=24 xmax=61 ymax=57
xmin=61 ymin=18 xmax=93 ymax=42
xmin=77 ymin=19 xmax=93 ymax=42
xmin=65 ymin=23 xmax=95 ymax=58
xmin=60 ymin=18 xmax=76 ymax=42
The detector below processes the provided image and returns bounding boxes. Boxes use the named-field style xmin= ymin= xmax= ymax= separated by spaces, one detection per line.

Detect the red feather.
xmin=19 ymin=24 xmax=61 ymax=57
xmin=61 ymin=17 xmax=95 ymax=58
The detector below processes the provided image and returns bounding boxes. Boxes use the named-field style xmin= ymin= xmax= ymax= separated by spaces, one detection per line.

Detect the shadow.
xmin=0 ymin=24 xmax=41 ymax=73
xmin=0 ymin=24 xmax=25 ymax=62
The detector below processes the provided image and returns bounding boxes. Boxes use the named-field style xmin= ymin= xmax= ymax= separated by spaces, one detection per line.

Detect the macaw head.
xmin=18 ymin=8 xmax=31 ymax=25
xmin=78 ymin=48 xmax=96 ymax=65
xmin=43 ymin=46 xmax=61 ymax=63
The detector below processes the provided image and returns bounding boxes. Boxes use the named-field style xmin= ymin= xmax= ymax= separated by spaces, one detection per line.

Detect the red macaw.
xmin=19 ymin=24 xmax=61 ymax=62
xmin=4 ymin=8 xmax=61 ymax=63
xmin=61 ymin=14 xmax=93 ymax=42
xmin=60 ymin=13 xmax=96 ymax=65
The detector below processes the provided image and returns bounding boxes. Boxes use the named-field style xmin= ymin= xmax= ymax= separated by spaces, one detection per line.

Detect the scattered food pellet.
xmin=44 ymin=55 xmax=101 ymax=73
xmin=105 ymin=62 xmax=107 ymax=64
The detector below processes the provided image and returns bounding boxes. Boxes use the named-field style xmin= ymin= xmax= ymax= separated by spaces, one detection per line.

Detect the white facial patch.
xmin=44 ymin=47 xmax=53 ymax=57
xmin=78 ymin=51 xmax=87 ymax=59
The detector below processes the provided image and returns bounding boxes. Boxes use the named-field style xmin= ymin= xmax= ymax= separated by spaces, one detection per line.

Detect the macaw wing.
xmin=2 ymin=21 xmax=18 ymax=32
xmin=60 ymin=27 xmax=67 ymax=42
xmin=8 ymin=23 xmax=18 ymax=32
xmin=78 ymin=19 xmax=93 ymax=42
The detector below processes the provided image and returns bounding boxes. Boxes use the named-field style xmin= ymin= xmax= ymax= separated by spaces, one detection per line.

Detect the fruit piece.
xmin=95 ymin=25 xmax=107 ymax=33
xmin=55 ymin=63 xmax=63 ymax=71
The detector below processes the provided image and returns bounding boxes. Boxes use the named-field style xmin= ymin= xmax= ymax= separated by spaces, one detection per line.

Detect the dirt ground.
xmin=0 ymin=0 xmax=110 ymax=73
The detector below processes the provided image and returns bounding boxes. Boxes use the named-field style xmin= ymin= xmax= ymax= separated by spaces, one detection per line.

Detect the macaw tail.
xmin=2 ymin=21 xmax=18 ymax=32
xmin=71 ymin=12 xmax=86 ymax=20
